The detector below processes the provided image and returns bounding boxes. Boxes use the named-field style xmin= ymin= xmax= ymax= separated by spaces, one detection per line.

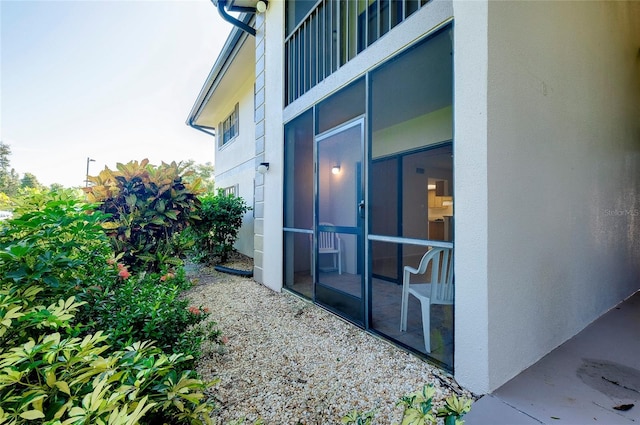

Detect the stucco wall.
xmin=214 ymin=159 xmax=255 ymax=258
xmin=214 ymin=76 xmax=255 ymax=175
xmin=452 ymin=0 xmax=491 ymax=395
xmin=214 ymin=76 xmax=256 ymax=258
xmin=480 ymin=0 xmax=640 ymax=392
xmin=260 ymin=0 xmax=285 ymax=291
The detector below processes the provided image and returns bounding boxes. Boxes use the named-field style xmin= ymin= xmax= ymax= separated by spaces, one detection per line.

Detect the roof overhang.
xmin=186 ymin=13 xmax=255 ymax=130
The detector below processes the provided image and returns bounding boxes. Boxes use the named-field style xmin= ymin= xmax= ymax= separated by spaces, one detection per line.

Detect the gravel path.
xmin=186 ymin=264 xmax=472 ymax=425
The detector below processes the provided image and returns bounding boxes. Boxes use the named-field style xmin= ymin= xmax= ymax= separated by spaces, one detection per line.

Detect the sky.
xmin=1 ymin=0 xmax=234 ymax=188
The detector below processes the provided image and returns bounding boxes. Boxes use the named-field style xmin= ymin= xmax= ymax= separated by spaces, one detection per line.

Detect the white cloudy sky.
xmin=1 ymin=0 xmax=233 ymax=187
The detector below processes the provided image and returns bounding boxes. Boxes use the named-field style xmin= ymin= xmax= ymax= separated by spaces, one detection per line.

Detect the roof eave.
xmin=186 ymin=12 xmax=253 ymax=127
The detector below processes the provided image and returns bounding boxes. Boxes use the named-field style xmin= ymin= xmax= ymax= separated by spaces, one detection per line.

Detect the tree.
xmin=0 ymin=142 xmax=19 ymax=197
xmin=20 ymin=172 xmax=42 ymax=190
xmin=183 ymin=160 xmax=215 ymax=193
xmin=0 ymin=142 xmax=10 ymax=171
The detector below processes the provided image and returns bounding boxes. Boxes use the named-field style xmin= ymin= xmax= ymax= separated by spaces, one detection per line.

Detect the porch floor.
xmin=465 ymin=290 xmax=640 ymax=425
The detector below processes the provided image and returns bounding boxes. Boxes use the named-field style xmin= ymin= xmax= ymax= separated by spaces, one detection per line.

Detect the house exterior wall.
xmin=452 ymin=0 xmax=491 ymax=394
xmin=214 ymin=76 xmax=256 ymax=258
xmin=208 ymin=0 xmax=640 ymax=396
xmin=253 ymin=12 xmax=267 ymax=283
xmin=456 ymin=0 xmax=640 ymax=394
xmin=260 ymin=0 xmax=285 ymax=291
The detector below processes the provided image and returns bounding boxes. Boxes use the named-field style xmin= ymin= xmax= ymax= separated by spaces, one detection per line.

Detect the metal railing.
xmin=285 ymin=0 xmax=429 ymax=105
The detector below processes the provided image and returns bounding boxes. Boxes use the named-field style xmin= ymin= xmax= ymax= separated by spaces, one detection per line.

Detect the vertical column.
xmin=453 ymin=0 xmax=490 ymax=394
xmin=253 ymin=12 xmax=266 ymax=283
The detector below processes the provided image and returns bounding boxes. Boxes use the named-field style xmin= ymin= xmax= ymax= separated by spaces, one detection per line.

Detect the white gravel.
xmin=186 ymin=265 xmax=473 ymax=425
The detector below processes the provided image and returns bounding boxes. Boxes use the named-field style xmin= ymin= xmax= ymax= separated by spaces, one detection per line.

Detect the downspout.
xmin=214 ymin=0 xmax=256 ymax=37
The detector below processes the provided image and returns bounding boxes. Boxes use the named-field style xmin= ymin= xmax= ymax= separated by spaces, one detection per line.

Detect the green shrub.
xmin=188 ymin=191 xmax=250 ymax=263
xmin=1 ymin=189 xmax=220 ymax=371
xmin=341 ymin=385 xmax=472 ymax=425
xmin=397 ymin=385 xmax=472 ymax=425
xmin=0 ymin=192 xmax=113 ymax=304
xmin=0 ymin=281 xmax=215 ymax=425
xmin=81 ymin=267 xmax=221 ymax=367
xmin=341 ymin=409 xmax=376 ymax=425
xmin=84 ymin=159 xmax=204 ymax=273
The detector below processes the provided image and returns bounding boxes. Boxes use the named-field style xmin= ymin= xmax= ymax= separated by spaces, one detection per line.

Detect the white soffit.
xmin=194 ymin=34 xmax=255 ymax=128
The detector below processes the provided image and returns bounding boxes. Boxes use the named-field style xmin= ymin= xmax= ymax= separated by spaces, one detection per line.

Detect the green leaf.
xmin=125 ymin=194 xmax=137 ymax=208
xmin=164 ymin=210 xmax=178 ymax=220
xmin=19 ymin=410 xmax=46 ymax=420
xmin=150 ymin=217 xmax=165 ymax=225
xmin=55 ymin=381 xmax=71 ymax=395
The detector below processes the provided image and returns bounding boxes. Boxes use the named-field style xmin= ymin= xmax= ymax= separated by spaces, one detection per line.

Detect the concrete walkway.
xmin=465 ymin=291 xmax=640 ymax=425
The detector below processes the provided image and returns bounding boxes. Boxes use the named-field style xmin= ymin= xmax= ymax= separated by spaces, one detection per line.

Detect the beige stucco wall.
xmin=214 ymin=75 xmax=256 ymax=258
xmin=452 ymin=0 xmax=491 ymax=394
xmin=456 ymin=0 xmax=640 ymax=394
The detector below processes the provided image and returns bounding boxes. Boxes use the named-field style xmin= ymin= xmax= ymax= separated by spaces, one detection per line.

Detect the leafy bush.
xmin=341 ymin=409 xmax=376 ymax=425
xmin=188 ymin=191 xmax=250 ymax=263
xmin=84 ymin=159 xmax=204 ymax=273
xmin=81 ymin=267 xmax=220 ymax=367
xmin=398 ymin=385 xmax=472 ymax=425
xmin=0 ymin=192 xmax=113 ymax=304
xmin=341 ymin=385 xmax=472 ymax=425
xmin=0 ymin=281 xmax=215 ymax=425
xmin=1 ymin=188 xmax=220 ymax=370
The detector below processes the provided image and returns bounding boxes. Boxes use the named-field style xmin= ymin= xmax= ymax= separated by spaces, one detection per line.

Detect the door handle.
xmin=358 ymin=200 xmax=365 ymax=218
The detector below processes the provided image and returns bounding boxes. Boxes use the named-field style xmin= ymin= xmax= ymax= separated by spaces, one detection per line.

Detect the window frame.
xmin=219 ymin=103 xmax=239 ymax=147
xmin=221 ymin=185 xmax=238 ymax=197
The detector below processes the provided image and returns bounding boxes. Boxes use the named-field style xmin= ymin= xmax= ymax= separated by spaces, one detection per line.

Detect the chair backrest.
xmin=416 ymin=247 xmax=454 ymax=304
xmin=318 ymin=222 xmax=338 ymax=250
xmin=318 ymin=230 xmax=336 ymax=250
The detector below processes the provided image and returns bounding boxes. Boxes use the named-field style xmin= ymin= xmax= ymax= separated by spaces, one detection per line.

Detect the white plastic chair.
xmin=313 ymin=222 xmax=342 ymax=274
xmin=400 ymin=247 xmax=453 ymax=353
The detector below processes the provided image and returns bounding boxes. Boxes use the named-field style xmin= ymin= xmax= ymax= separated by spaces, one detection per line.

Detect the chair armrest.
xmin=404 ymin=266 xmax=419 ymax=275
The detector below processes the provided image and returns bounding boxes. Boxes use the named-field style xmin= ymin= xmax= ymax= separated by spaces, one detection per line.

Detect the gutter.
xmin=188 ymin=121 xmax=217 ymax=138
xmin=214 ymin=0 xmax=256 ymax=37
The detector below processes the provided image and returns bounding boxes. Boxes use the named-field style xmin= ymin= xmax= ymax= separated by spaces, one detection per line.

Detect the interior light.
xmin=331 ymin=165 xmax=341 ymax=175
xmin=427 ymin=184 xmax=436 ymax=190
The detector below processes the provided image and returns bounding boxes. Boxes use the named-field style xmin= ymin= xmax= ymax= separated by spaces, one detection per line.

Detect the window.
xmin=222 ymin=185 xmax=237 ymax=196
xmin=369 ymin=26 xmax=454 ymax=369
xmin=219 ymin=103 xmax=239 ymax=146
xmin=283 ymin=109 xmax=314 ymax=298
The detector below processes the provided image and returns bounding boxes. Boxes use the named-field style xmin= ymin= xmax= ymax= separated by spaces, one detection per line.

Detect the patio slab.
xmin=465 ymin=291 xmax=640 ymax=425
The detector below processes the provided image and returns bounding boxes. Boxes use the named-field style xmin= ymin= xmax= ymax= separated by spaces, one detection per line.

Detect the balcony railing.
xmin=285 ymin=0 xmax=429 ymax=105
